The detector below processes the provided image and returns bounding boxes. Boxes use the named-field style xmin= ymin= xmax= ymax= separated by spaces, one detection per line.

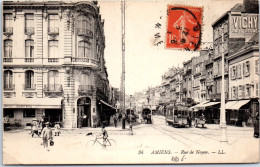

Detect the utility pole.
xmin=120 ymin=0 xmax=126 ymax=117
xmin=220 ymin=24 xmax=228 ymax=143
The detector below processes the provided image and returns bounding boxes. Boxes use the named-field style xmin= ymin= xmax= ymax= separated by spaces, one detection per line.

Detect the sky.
xmin=99 ymin=0 xmax=243 ymax=95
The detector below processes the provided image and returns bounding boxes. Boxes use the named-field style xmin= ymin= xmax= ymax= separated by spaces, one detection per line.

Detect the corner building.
xmin=3 ymin=1 xmax=113 ymax=128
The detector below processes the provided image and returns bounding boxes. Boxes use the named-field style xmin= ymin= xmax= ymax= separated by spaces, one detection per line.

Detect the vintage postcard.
xmin=2 ymin=0 xmax=259 ymax=165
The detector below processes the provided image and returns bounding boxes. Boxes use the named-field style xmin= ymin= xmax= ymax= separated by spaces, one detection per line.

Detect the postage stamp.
xmin=166 ymin=5 xmax=203 ymax=51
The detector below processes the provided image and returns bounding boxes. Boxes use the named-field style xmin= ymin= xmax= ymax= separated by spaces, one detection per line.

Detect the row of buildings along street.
xmin=2 ymin=0 xmax=259 ymax=130
xmin=130 ymin=1 xmax=259 ymax=128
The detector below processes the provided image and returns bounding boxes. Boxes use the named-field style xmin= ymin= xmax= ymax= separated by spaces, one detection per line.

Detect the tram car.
xmin=126 ymin=108 xmax=138 ymax=123
xmin=193 ymin=111 xmax=206 ymax=128
xmin=142 ymin=108 xmax=152 ymax=124
xmin=166 ymin=106 xmax=190 ymax=128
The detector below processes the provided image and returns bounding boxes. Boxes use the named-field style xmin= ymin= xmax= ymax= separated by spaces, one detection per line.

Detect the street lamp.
xmin=220 ymin=24 xmax=228 ymax=143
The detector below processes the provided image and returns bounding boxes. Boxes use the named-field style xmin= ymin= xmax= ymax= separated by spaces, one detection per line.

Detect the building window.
xmin=25 ymin=14 xmax=34 ymax=34
xmin=78 ymin=41 xmax=91 ymax=58
xmin=23 ymin=109 xmax=35 ymax=117
xmin=48 ymin=70 xmax=59 ymax=90
xmin=25 ymin=40 xmax=34 ymax=58
xmin=48 ymin=41 xmax=58 ymax=58
xmin=78 ymin=15 xmax=91 ymax=31
xmin=4 ymin=70 xmax=13 ymax=90
xmin=4 ymin=14 xmax=13 ymax=33
xmin=246 ymin=86 xmax=251 ymax=97
xmin=4 ymin=109 xmax=14 ymax=118
xmin=48 ymin=14 xmax=59 ymax=33
xmin=237 ymin=64 xmax=242 ymax=78
xmin=232 ymin=86 xmax=237 ymax=99
xmin=256 ymin=59 xmax=259 ymax=74
xmin=231 ymin=65 xmax=237 ymax=80
xmin=238 ymin=85 xmax=242 ymax=98
xmin=4 ymin=40 xmax=12 ymax=58
xmin=243 ymin=61 xmax=250 ymax=77
xmin=25 ymin=70 xmax=34 ymax=89
xmin=256 ymin=83 xmax=259 ymax=97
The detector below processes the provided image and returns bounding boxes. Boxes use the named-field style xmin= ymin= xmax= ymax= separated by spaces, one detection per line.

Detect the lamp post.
xmin=220 ymin=24 xmax=228 ymax=143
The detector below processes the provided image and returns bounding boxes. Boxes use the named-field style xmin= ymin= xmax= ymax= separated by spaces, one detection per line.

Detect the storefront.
xmin=3 ymin=97 xmax=62 ymax=127
xmin=226 ymin=99 xmax=258 ymax=126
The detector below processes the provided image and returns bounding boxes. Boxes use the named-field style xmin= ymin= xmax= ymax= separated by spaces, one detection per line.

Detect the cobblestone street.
xmin=3 ymin=115 xmax=259 ymax=164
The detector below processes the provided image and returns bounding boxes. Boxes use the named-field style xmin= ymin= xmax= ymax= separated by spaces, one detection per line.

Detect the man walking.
xmin=113 ymin=114 xmax=118 ymax=127
xmin=122 ymin=114 xmax=126 ymax=129
xmin=42 ymin=122 xmax=53 ymax=151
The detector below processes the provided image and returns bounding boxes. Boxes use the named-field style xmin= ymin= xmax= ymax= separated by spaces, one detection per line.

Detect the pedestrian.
xmin=122 ymin=114 xmax=126 ymax=129
xmin=42 ymin=122 xmax=53 ymax=151
xmin=187 ymin=116 xmax=192 ymax=127
xmin=31 ymin=119 xmax=40 ymax=137
xmin=118 ymin=113 xmax=122 ymax=122
xmin=101 ymin=125 xmax=108 ymax=148
xmin=54 ymin=122 xmax=61 ymax=136
xmin=254 ymin=112 xmax=259 ymax=138
xmin=40 ymin=115 xmax=45 ymax=135
xmin=129 ymin=122 xmax=133 ymax=135
xmin=113 ymin=115 xmax=118 ymax=127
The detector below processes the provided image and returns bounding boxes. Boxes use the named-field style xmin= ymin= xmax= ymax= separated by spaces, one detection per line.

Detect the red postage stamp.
xmin=166 ymin=5 xmax=203 ymax=51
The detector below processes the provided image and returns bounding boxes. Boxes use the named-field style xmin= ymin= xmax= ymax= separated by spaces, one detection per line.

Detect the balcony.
xmin=78 ymin=85 xmax=94 ymax=96
xmin=48 ymin=58 xmax=59 ymax=63
xmin=25 ymin=27 xmax=35 ymax=35
xmin=3 ymin=58 xmax=13 ymax=62
xmin=71 ymin=58 xmax=99 ymax=66
xmin=4 ymin=84 xmax=15 ymax=90
xmin=24 ymin=84 xmax=36 ymax=90
xmin=48 ymin=27 xmax=59 ymax=35
xmin=3 ymin=27 xmax=13 ymax=36
xmin=25 ymin=58 xmax=34 ymax=63
xmin=44 ymin=84 xmax=63 ymax=97
xmin=77 ymin=28 xmax=93 ymax=38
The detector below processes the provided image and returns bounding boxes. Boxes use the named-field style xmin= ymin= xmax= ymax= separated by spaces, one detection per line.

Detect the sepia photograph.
xmin=2 ymin=0 xmax=259 ymax=164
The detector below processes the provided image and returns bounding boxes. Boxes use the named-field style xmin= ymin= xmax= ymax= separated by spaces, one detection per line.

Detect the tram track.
xmin=151 ymin=116 xmax=222 ymax=145
xmin=152 ymin=124 xmax=204 ymax=147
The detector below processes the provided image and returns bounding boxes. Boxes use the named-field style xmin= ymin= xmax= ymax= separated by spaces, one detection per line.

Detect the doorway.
xmin=77 ymin=97 xmax=91 ymax=127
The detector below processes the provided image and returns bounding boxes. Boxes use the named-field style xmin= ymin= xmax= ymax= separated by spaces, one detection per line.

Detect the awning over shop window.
xmin=225 ymin=101 xmax=238 ymax=109
xmin=3 ymin=98 xmax=63 ymax=109
xmin=202 ymin=102 xmax=220 ymax=107
xmin=190 ymin=101 xmax=210 ymax=109
xmin=100 ymin=100 xmax=117 ymax=110
xmin=226 ymin=100 xmax=250 ymax=110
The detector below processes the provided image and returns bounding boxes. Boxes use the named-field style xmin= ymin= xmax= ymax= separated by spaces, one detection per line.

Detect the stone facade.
xmin=3 ymin=1 xmax=111 ymax=128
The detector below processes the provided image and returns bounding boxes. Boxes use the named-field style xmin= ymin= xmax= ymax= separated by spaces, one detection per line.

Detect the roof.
xmin=212 ymin=3 xmax=244 ymax=27
xmin=226 ymin=31 xmax=258 ymax=61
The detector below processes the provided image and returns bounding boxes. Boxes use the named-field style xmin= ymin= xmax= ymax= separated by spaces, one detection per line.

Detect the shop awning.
xmin=227 ymin=100 xmax=250 ymax=110
xmin=202 ymin=102 xmax=220 ymax=107
xmin=100 ymin=100 xmax=116 ymax=110
xmin=190 ymin=101 xmax=210 ymax=109
xmin=3 ymin=97 xmax=63 ymax=109
xmin=225 ymin=101 xmax=238 ymax=109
